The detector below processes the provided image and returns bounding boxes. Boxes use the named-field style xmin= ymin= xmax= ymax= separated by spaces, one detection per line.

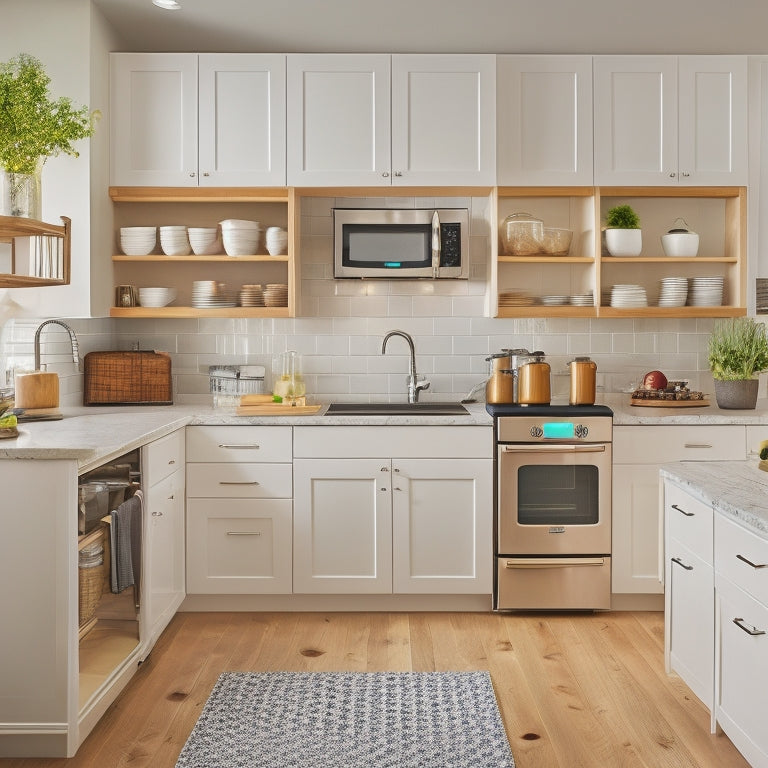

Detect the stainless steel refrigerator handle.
xmin=431 ymin=210 xmax=440 ymax=278
xmin=501 ymin=444 xmax=607 ymax=454
xmin=504 ymin=557 xmax=606 ymax=569
xmin=732 ymin=617 xmax=766 ymax=636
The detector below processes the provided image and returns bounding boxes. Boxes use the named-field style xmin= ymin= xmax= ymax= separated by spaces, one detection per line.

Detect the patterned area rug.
xmin=175 ymin=671 xmax=515 ymax=767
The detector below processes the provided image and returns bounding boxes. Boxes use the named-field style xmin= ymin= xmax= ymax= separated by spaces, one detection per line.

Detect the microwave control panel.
xmin=440 ymin=223 xmax=462 ymax=267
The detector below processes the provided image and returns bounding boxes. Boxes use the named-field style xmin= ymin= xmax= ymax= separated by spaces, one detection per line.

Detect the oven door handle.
xmin=501 ymin=444 xmax=607 ymax=454
xmin=504 ymin=557 xmax=607 ymax=569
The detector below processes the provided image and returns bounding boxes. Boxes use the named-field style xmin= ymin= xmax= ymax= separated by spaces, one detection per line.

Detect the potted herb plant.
xmin=0 ymin=53 xmax=98 ymax=219
xmin=604 ymin=203 xmax=642 ymax=257
xmin=708 ymin=317 xmax=768 ymax=409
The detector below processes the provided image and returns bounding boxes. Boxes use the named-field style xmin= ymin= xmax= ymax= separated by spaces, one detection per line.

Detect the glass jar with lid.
xmin=501 ymin=212 xmax=544 ymax=256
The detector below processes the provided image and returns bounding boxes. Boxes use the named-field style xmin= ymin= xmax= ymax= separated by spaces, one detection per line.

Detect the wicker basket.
xmin=78 ymin=526 xmax=106 ymax=631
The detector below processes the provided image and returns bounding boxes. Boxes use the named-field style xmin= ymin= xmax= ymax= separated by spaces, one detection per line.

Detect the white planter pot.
xmin=605 ymin=228 xmax=642 ymax=257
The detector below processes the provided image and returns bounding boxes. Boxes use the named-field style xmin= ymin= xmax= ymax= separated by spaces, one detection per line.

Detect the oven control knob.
xmin=575 ymin=424 xmax=589 ymax=439
xmin=530 ymin=426 xmax=543 ymax=438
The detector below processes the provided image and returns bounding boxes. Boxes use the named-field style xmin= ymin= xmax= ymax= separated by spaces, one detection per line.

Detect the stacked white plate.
xmin=188 ymin=227 xmax=221 ymax=255
xmin=220 ymin=219 xmax=261 ymax=256
xmin=192 ymin=280 xmax=237 ymax=308
xmin=610 ymin=284 xmax=648 ymax=307
xmin=570 ymin=292 xmax=594 ymax=306
xmin=657 ymin=276 xmax=688 ymax=307
xmin=689 ymin=276 xmax=724 ymax=306
xmin=138 ymin=287 xmax=176 ymax=307
xmin=120 ymin=226 xmax=156 ymax=256
xmin=265 ymin=226 xmax=288 ymax=256
xmin=239 ymin=284 xmax=265 ymax=307
xmin=263 ymin=283 xmax=288 ymax=307
xmin=159 ymin=225 xmax=191 ymax=256
xmin=542 ymin=295 xmax=569 ymax=306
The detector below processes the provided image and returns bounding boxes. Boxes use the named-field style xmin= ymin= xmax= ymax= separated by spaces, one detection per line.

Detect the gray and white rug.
xmin=176 ymin=671 xmax=515 ymax=767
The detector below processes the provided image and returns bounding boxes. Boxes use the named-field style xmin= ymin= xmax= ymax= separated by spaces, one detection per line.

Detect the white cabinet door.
xmin=391 ymin=54 xmax=496 ymax=186
xmin=678 ymin=56 xmax=748 ymax=186
xmin=497 ymin=55 xmax=593 ymax=186
xmin=110 ymin=53 xmax=199 ymax=186
xmin=293 ymin=458 xmax=392 ymax=593
xmin=286 ymin=54 xmax=391 ymax=186
xmin=198 ymin=54 xmax=286 ymax=186
xmin=392 ymin=458 xmax=491 ymax=594
xmin=594 ymin=55 xmax=678 ymax=186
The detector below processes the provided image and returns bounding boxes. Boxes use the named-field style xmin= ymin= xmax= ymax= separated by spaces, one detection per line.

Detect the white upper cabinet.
xmin=287 ymin=53 xmax=495 ymax=186
xmin=110 ymin=53 xmax=286 ymax=187
xmin=594 ymin=55 xmax=747 ymax=186
xmin=496 ymin=55 xmax=593 ymax=186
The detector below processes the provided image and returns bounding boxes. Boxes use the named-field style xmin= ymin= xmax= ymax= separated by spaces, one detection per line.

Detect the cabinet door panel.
xmin=198 ymin=54 xmax=286 ymax=186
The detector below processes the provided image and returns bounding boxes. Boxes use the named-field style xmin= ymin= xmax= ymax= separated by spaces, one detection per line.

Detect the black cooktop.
xmin=485 ymin=403 xmax=614 ymax=418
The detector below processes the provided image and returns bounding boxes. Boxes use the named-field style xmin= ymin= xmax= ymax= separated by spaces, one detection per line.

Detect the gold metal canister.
xmin=569 ymin=357 xmax=597 ymax=405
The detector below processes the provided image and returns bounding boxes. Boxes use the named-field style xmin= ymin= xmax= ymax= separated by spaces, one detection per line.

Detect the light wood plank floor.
xmin=4 ymin=611 xmax=750 ymax=768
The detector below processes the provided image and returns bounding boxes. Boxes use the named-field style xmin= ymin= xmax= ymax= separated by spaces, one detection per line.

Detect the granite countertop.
xmin=661 ymin=461 xmax=768 ymax=540
xmin=605 ymin=393 xmax=768 ymax=425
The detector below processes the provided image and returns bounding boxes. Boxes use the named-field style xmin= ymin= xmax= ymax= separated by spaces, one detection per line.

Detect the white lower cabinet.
xmin=292 ymin=427 xmax=492 ymax=595
xmin=185 ymin=426 xmax=293 ymax=594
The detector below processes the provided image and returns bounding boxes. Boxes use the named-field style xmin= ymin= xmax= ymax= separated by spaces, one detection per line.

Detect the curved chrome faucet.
xmin=34 ymin=319 xmax=80 ymax=372
xmin=381 ymin=329 xmax=430 ymax=403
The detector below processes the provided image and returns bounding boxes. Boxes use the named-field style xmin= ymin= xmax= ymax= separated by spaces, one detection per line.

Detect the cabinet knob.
xmin=168 ymin=459 xmax=175 ymax=465
xmin=152 ymin=510 xmax=163 ymax=517
xmin=669 ymin=172 xmax=676 ymax=178
xmin=189 ymin=172 xmax=196 ymax=178
xmin=202 ymin=172 xmax=210 ymax=177
xmin=380 ymin=466 xmax=389 ymax=472
xmin=394 ymin=171 xmax=403 ymax=177
xmin=682 ymin=172 xmax=691 ymax=178
xmin=382 ymin=172 xmax=390 ymax=178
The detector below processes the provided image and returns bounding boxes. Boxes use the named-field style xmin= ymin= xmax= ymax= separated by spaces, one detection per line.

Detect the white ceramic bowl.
xmin=188 ymin=227 xmax=221 ymax=255
xmin=219 ymin=219 xmax=261 ymax=230
xmin=661 ymin=231 xmax=699 ymax=258
xmin=222 ymin=230 xmax=260 ymax=256
xmin=159 ymin=226 xmax=191 ymax=256
xmin=138 ymin=287 xmax=176 ymax=307
xmin=120 ymin=226 xmax=156 ymax=256
xmin=265 ymin=227 xmax=288 ymax=256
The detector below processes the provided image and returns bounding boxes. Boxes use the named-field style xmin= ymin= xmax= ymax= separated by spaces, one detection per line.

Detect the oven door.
xmin=497 ymin=441 xmax=611 ymax=555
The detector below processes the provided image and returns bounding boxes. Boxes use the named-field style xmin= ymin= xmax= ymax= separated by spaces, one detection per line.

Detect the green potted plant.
xmin=0 ymin=53 xmax=98 ymax=219
xmin=604 ymin=203 xmax=642 ymax=257
xmin=708 ymin=317 xmax=768 ymax=409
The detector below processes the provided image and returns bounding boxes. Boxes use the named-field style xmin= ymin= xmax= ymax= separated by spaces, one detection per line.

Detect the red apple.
xmin=642 ymin=370 xmax=668 ymax=390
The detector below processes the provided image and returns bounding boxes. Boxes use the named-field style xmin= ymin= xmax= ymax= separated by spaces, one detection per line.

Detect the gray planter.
xmin=713 ymin=378 xmax=760 ymax=409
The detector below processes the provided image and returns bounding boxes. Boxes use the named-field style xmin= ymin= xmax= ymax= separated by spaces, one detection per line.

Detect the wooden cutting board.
xmin=236 ymin=403 xmax=322 ymax=416
xmin=630 ymin=397 xmax=710 ymax=408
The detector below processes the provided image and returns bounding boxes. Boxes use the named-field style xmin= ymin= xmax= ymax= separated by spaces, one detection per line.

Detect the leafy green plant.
xmin=708 ymin=317 xmax=768 ymax=380
xmin=605 ymin=204 xmax=640 ymax=229
xmin=0 ymin=53 xmax=98 ymax=175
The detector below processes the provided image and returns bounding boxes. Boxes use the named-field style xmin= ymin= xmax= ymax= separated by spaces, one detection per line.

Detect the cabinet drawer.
xmin=186 ymin=425 xmax=292 ymax=463
xmin=665 ymin=481 xmax=713 ymax=565
xmin=614 ymin=426 xmax=745 ymax=464
xmin=186 ymin=463 xmax=292 ymax=499
xmin=716 ymin=514 xmax=768 ymax=606
xmin=144 ymin=428 xmax=185 ymax=487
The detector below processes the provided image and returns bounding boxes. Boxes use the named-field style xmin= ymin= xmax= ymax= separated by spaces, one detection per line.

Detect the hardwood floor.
xmin=3 ymin=611 xmax=750 ymax=768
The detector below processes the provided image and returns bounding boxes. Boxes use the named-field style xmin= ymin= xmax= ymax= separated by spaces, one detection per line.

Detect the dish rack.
xmin=209 ymin=365 xmax=266 ymax=407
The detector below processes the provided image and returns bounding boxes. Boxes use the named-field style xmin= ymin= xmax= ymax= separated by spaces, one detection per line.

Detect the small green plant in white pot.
xmin=708 ymin=317 xmax=768 ymax=409
xmin=604 ymin=204 xmax=642 ymax=257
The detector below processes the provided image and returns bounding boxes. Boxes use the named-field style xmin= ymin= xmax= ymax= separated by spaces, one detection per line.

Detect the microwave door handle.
xmin=431 ymin=210 xmax=440 ymax=278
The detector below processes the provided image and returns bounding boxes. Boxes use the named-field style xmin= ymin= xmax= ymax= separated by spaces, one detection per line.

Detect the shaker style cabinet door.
xmin=391 ymin=54 xmax=496 ymax=186
xmin=286 ymin=54 xmax=391 ymax=186
xmin=110 ymin=53 xmax=198 ymax=186
xmin=496 ymin=55 xmax=593 ymax=186
xmin=198 ymin=54 xmax=286 ymax=187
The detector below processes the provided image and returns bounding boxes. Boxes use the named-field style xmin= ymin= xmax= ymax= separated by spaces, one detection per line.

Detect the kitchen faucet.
xmin=381 ymin=330 xmax=430 ymax=403
xmin=34 ymin=319 xmax=81 ymax=372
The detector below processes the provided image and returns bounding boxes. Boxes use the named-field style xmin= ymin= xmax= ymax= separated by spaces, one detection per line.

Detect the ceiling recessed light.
xmin=152 ymin=0 xmax=181 ymax=9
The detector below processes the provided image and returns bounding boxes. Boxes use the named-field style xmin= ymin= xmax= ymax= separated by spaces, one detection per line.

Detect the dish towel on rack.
xmin=110 ymin=490 xmax=143 ymax=594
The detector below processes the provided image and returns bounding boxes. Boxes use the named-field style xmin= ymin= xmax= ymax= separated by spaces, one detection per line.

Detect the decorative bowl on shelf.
xmin=542 ymin=227 xmax=573 ymax=256
xmin=501 ymin=212 xmax=544 ymax=256
xmin=120 ymin=226 xmax=156 ymax=256
xmin=138 ymin=287 xmax=176 ymax=307
xmin=661 ymin=219 xmax=699 ymax=258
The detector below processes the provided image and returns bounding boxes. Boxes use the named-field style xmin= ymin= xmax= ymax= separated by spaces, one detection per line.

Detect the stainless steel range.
xmin=487 ymin=404 xmax=614 ymax=611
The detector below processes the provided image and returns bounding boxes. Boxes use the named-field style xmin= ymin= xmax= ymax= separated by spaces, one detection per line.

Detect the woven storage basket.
xmin=83 ymin=350 xmax=172 ymax=405
xmin=78 ymin=526 xmax=106 ymax=629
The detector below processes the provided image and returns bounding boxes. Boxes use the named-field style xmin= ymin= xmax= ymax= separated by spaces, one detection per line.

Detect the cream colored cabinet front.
xmin=287 ymin=53 xmax=495 ymax=186
xmin=594 ymin=55 xmax=747 ymax=186
xmin=111 ymin=53 xmax=286 ymax=187
xmin=496 ymin=55 xmax=593 ymax=186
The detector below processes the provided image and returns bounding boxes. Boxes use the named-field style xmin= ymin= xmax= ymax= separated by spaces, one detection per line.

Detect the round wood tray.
xmin=630 ymin=397 xmax=710 ymax=408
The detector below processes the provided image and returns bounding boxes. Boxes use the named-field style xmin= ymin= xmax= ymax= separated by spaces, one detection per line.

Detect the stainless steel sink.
xmin=325 ymin=402 xmax=469 ymax=416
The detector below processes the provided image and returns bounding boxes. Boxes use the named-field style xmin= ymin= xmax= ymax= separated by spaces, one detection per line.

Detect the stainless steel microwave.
xmin=333 ymin=208 xmax=469 ymax=279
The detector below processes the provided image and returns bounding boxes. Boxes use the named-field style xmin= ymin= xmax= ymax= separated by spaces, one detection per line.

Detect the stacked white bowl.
xmin=120 ymin=226 xmax=156 ymax=256
xmin=159 ymin=225 xmax=191 ymax=256
xmin=188 ymin=227 xmax=221 ymax=255
xmin=220 ymin=219 xmax=261 ymax=256
xmin=138 ymin=287 xmax=177 ymax=307
xmin=265 ymin=226 xmax=288 ymax=256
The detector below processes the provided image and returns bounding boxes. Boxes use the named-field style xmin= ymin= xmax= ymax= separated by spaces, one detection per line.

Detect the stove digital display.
xmin=542 ymin=422 xmax=575 ymax=439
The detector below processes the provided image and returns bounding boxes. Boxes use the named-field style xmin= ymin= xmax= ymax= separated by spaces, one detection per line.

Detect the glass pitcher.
xmin=272 ymin=350 xmax=306 ymax=401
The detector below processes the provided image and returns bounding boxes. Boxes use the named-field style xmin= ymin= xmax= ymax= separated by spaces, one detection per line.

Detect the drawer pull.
xmin=505 ymin=557 xmax=605 ymax=568
xmin=736 ymin=553 xmax=768 ymax=569
xmin=226 ymin=531 xmax=262 ymax=536
xmin=218 ymin=443 xmax=260 ymax=449
xmin=683 ymin=443 xmax=713 ymax=449
xmin=219 ymin=480 xmax=261 ymax=486
xmin=733 ymin=618 xmax=766 ymax=636
xmin=671 ymin=556 xmax=693 ymax=571
xmin=152 ymin=510 xmax=163 ymax=517
xmin=671 ymin=504 xmax=694 ymax=517
xmin=168 ymin=459 xmax=176 ymax=465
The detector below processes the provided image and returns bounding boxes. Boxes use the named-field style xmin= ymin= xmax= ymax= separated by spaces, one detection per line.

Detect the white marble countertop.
xmin=605 ymin=393 xmax=768 ymax=425
xmin=661 ymin=461 xmax=768 ymax=540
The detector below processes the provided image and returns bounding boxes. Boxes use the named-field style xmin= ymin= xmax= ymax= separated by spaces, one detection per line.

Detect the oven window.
xmin=517 ymin=464 xmax=599 ymax=525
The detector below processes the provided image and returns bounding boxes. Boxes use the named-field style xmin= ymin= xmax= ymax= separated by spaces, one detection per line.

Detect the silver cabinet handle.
xmin=226 ymin=531 xmax=262 ymax=536
xmin=736 ymin=553 xmax=768 ymax=569
xmin=219 ymin=480 xmax=260 ymax=486
xmin=671 ymin=503 xmax=695 ymax=517
xmin=394 ymin=171 xmax=403 ymax=177
xmin=683 ymin=443 xmax=713 ymax=449
xmin=381 ymin=171 xmax=390 ymax=178
xmin=671 ymin=556 xmax=693 ymax=571
xmin=218 ymin=443 xmax=260 ymax=449
xmin=733 ymin=618 xmax=766 ymax=636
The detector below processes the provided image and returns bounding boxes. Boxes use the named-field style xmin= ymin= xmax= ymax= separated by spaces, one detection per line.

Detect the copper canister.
xmin=518 ymin=358 xmax=551 ymax=405
xmin=485 ymin=370 xmax=515 ymax=404
xmin=569 ymin=356 xmax=597 ymax=405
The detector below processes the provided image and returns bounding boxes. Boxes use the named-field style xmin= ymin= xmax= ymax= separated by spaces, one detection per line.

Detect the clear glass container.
xmin=501 ymin=212 xmax=544 ymax=256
